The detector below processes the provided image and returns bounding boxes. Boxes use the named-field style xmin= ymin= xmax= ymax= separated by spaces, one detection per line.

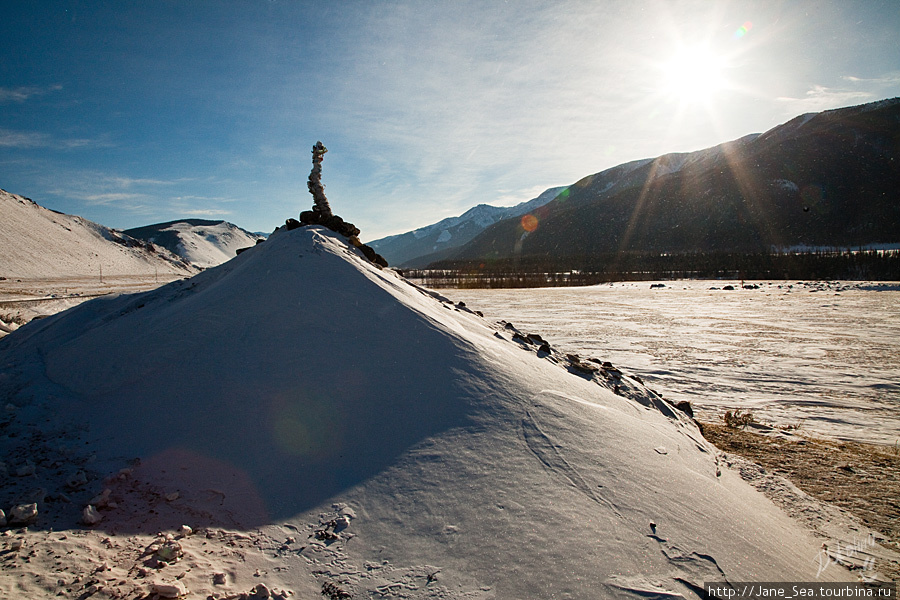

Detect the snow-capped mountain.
xmin=0 ymin=188 xmax=197 ymax=279
xmin=367 ymin=143 xmax=726 ymax=269
xmin=367 ymin=186 xmax=567 ymax=267
xmin=0 ymin=225 xmax=868 ymax=598
xmin=124 ymin=219 xmax=265 ymax=268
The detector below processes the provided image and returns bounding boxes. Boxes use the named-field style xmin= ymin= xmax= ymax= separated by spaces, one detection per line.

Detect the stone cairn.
xmin=286 ymin=141 xmax=388 ymax=268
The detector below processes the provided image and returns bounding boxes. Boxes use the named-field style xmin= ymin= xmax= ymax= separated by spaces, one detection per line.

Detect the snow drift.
xmin=0 ymin=225 xmax=862 ymax=597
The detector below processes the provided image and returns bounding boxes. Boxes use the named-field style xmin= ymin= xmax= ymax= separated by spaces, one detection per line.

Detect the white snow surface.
xmin=0 ymin=227 xmax=877 ymax=598
xmin=448 ymin=282 xmax=900 ymax=445
xmin=161 ymin=220 xmax=264 ymax=268
xmin=0 ymin=189 xmax=197 ymax=279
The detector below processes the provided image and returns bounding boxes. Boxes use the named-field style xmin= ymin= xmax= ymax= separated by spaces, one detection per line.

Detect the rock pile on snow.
xmin=292 ymin=141 xmax=388 ymax=267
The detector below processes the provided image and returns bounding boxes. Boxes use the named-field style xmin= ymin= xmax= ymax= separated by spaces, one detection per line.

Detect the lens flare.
xmin=269 ymin=391 xmax=339 ymax=458
xmin=521 ymin=213 xmax=539 ymax=232
xmin=734 ymin=21 xmax=753 ymax=39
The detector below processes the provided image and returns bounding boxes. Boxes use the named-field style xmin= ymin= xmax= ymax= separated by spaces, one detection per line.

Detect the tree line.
xmin=404 ymin=249 xmax=900 ymax=288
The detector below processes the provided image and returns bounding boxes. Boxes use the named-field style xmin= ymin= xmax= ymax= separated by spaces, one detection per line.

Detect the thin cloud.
xmin=79 ymin=193 xmax=147 ymax=206
xmin=182 ymin=208 xmax=233 ymax=217
xmin=0 ymin=84 xmax=63 ymax=103
xmin=0 ymin=129 xmax=51 ymax=148
xmin=0 ymin=127 xmax=114 ymax=150
xmin=776 ymin=71 xmax=900 ymax=115
xmin=842 ymin=72 xmax=900 ymax=86
xmin=777 ymin=86 xmax=874 ymax=113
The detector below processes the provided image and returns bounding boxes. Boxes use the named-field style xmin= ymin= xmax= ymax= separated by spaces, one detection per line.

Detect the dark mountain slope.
xmin=447 ymin=98 xmax=900 ymax=264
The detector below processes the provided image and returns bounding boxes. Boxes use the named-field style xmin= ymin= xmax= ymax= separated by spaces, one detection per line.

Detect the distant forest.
xmin=406 ymin=250 xmax=900 ymax=288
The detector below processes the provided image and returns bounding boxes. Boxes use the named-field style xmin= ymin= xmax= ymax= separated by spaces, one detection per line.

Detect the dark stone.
xmin=358 ymin=243 xmax=389 ymax=268
xmin=674 ymin=401 xmax=694 ymax=418
xmin=512 ymin=332 xmax=531 ymax=345
xmin=285 ymin=218 xmax=302 ymax=230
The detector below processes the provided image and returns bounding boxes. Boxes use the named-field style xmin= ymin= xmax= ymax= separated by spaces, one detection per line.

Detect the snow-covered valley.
xmin=447 ymin=281 xmax=900 ymax=446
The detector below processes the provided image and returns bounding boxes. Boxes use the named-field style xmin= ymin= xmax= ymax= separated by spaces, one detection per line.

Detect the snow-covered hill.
xmin=124 ymin=219 xmax=265 ymax=268
xmin=0 ymin=224 xmax=879 ymax=599
xmin=368 ymin=186 xmax=566 ymax=267
xmin=0 ymin=189 xmax=197 ymax=279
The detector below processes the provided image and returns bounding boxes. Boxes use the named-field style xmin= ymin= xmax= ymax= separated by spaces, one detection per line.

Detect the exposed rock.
xmin=89 ymin=488 xmax=112 ymax=508
xmin=307 ymin=141 xmax=332 ymax=219
xmin=250 ymin=583 xmax=272 ymax=599
xmin=82 ymin=505 xmax=103 ymax=525
xmin=675 ymin=400 xmax=694 ymax=418
xmin=0 ymin=509 xmax=5 ymax=527
xmin=8 ymin=502 xmax=38 ymax=525
xmin=66 ymin=470 xmax=88 ymax=489
xmin=566 ymin=353 xmax=598 ymax=374
xmin=151 ymin=580 xmax=188 ymax=598
xmin=155 ymin=539 xmax=184 ymax=563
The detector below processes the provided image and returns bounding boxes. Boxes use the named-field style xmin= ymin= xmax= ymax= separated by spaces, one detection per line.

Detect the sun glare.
xmin=661 ymin=46 xmax=727 ymax=103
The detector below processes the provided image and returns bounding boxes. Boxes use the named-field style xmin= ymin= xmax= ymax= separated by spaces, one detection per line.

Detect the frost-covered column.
xmin=307 ymin=141 xmax=332 ymax=219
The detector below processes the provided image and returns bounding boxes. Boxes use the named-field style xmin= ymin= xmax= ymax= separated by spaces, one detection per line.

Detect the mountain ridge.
xmin=0 ymin=188 xmax=198 ymax=279
xmin=124 ymin=219 xmax=265 ymax=268
xmin=368 ymin=186 xmax=567 ymax=267
xmin=439 ymin=98 xmax=900 ymax=265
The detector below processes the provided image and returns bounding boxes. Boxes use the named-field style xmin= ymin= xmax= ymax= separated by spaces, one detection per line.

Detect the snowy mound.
xmin=124 ymin=219 xmax=265 ymax=268
xmin=0 ymin=227 xmax=861 ymax=597
xmin=0 ymin=189 xmax=196 ymax=279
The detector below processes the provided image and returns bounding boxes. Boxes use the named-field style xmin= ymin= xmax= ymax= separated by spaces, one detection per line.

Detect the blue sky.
xmin=2 ymin=1 xmax=899 ymax=241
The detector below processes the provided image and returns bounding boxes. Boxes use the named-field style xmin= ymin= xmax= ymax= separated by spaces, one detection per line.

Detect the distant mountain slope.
xmin=124 ymin=219 xmax=265 ymax=268
xmin=442 ymin=98 xmax=900 ymax=265
xmin=367 ymin=186 xmax=567 ymax=267
xmin=0 ymin=189 xmax=197 ymax=279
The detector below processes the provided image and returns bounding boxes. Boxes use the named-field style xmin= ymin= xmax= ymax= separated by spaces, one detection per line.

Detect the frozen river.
xmin=445 ymin=280 xmax=900 ymax=445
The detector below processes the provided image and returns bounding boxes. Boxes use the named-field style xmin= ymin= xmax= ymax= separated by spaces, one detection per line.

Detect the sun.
xmin=661 ymin=45 xmax=727 ymax=103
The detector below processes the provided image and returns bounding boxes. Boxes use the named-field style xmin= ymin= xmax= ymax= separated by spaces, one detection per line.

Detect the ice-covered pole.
xmin=307 ymin=141 xmax=332 ymax=218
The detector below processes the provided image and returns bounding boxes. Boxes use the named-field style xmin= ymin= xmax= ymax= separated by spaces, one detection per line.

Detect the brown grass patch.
xmin=699 ymin=421 xmax=900 ymax=553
